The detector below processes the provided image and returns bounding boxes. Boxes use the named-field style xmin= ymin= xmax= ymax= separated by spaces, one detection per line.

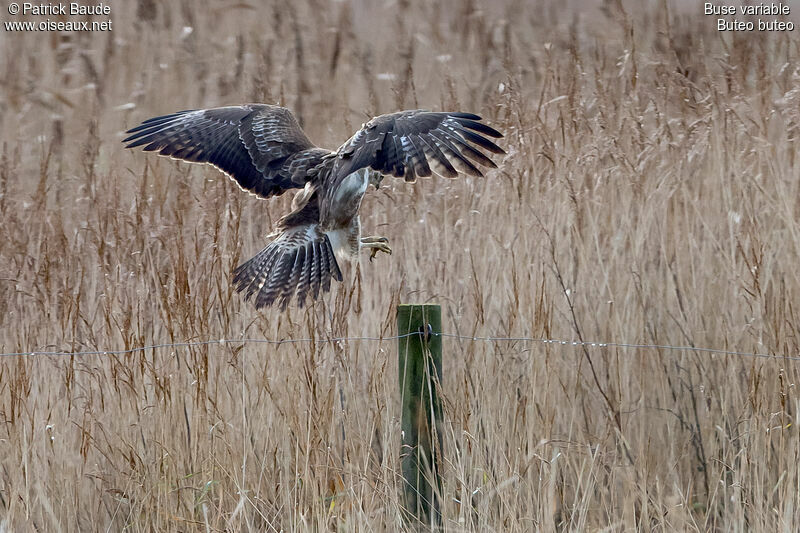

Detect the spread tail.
xmin=233 ymin=230 xmax=343 ymax=310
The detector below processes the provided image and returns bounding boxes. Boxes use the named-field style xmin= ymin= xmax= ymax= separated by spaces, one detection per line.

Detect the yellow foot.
xmin=361 ymin=236 xmax=392 ymax=262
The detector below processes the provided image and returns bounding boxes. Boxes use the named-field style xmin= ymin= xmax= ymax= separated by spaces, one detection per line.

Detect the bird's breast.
xmin=325 ymin=168 xmax=369 ymax=226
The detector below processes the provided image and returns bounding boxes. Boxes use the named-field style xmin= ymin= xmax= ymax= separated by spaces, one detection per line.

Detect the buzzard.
xmin=123 ymin=105 xmax=503 ymax=309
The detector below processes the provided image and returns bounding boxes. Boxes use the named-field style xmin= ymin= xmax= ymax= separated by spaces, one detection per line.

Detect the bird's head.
xmin=367 ymin=168 xmax=384 ymax=190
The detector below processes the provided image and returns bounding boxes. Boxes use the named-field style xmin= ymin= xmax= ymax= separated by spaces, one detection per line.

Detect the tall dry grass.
xmin=1 ymin=0 xmax=800 ymax=530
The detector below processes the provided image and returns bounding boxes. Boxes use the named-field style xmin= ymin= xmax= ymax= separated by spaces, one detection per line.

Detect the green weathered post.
xmin=397 ymin=304 xmax=443 ymax=528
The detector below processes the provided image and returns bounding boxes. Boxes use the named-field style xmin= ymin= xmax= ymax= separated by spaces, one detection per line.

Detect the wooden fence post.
xmin=397 ymin=304 xmax=443 ymax=528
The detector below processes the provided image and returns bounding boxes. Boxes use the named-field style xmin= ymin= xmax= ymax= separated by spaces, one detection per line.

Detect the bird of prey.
xmin=123 ymin=105 xmax=503 ymax=309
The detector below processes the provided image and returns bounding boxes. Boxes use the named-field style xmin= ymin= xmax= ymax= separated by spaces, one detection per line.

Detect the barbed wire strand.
xmin=2 ymin=332 xmax=798 ymax=362
xmin=0 ymin=333 xmax=420 ymax=358
xmin=438 ymin=333 xmax=800 ymax=362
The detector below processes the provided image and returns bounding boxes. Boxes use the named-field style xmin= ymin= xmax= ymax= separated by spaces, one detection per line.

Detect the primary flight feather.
xmin=123 ymin=104 xmax=504 ymax=310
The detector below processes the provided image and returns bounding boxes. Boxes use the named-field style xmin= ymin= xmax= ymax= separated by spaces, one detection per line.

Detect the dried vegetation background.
xmin=2 ymin=0 xmax=800 ymax=530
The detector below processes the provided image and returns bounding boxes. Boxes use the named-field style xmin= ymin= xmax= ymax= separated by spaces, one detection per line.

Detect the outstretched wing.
xmin=333 ymin=110 xmax=504 ymax=182
xmin=123 ymin=104 xmax=331 ymax=198
xmin=232 ymin=196 xmax=343 ymax=310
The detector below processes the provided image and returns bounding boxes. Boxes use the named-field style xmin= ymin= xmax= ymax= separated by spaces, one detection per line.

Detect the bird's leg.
xmin=360 ymin=236 xmax=392 ymax=262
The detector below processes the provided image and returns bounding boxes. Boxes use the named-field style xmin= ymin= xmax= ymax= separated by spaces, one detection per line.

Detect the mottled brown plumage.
xmin=123 ymin=104 xmax=504 ymax=309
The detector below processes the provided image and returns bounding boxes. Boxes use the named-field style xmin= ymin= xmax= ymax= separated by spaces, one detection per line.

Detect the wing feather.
xmin=437 ymin=124 xmax=497 ymax=168
xmin=413 ymin=134 xmax=458 ymax=178
xmin=124 ymin=104 xmax=331 ymax=199
xmin=455 ymin=128 xmax=505 ymax=154
xmin=397 ymin=132 xmax=431 ymax=181
xmin=427 ymin=130 xmax=482 ymax=176
xmin=332 ymin=110 xmax=503 ymax=182
xmin=450 ymin=117 xmax=503 ymax=138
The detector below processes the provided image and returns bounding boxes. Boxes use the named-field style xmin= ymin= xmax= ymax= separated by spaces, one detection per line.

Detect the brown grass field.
xmin=2 ymin=0 xmax=800 ymax=530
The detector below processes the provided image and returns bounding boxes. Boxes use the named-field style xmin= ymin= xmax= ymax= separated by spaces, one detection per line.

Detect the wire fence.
xmin=2 ymin=332 xmax=799 ymax=362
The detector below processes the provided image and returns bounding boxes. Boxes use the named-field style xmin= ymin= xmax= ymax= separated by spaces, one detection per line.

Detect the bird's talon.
xmin=364 ymin=238 xmax=392 ymax=262
xmin=361 ymin=235 xmax=389 ymax=244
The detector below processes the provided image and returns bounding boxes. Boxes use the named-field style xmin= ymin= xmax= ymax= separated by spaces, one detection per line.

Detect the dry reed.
xmin=1 ymin=0 xmax=800 ymax=530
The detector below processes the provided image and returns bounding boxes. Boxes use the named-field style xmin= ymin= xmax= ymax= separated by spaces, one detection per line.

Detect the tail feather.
xmin=296 ymin=245 xmax=314 ymax=307
xmin=309 ymin=241 xmax=322 ymax=300
xmin=319 ymin=237 xmax=343 ymax=291
xmin=233 ymin=245 xmax=280 ymax=299
xmin=319 ymin=241 xmax=333 ymax=294
xmin=232 ymin=231 xmax=342 ymax=309
xmin=328 ymin=243 xmax=344 ymax=282
xmin=255 ymin=250 xmax=294 ymax=309
xmin=279 ymin=246 xmax=306 ymax=310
